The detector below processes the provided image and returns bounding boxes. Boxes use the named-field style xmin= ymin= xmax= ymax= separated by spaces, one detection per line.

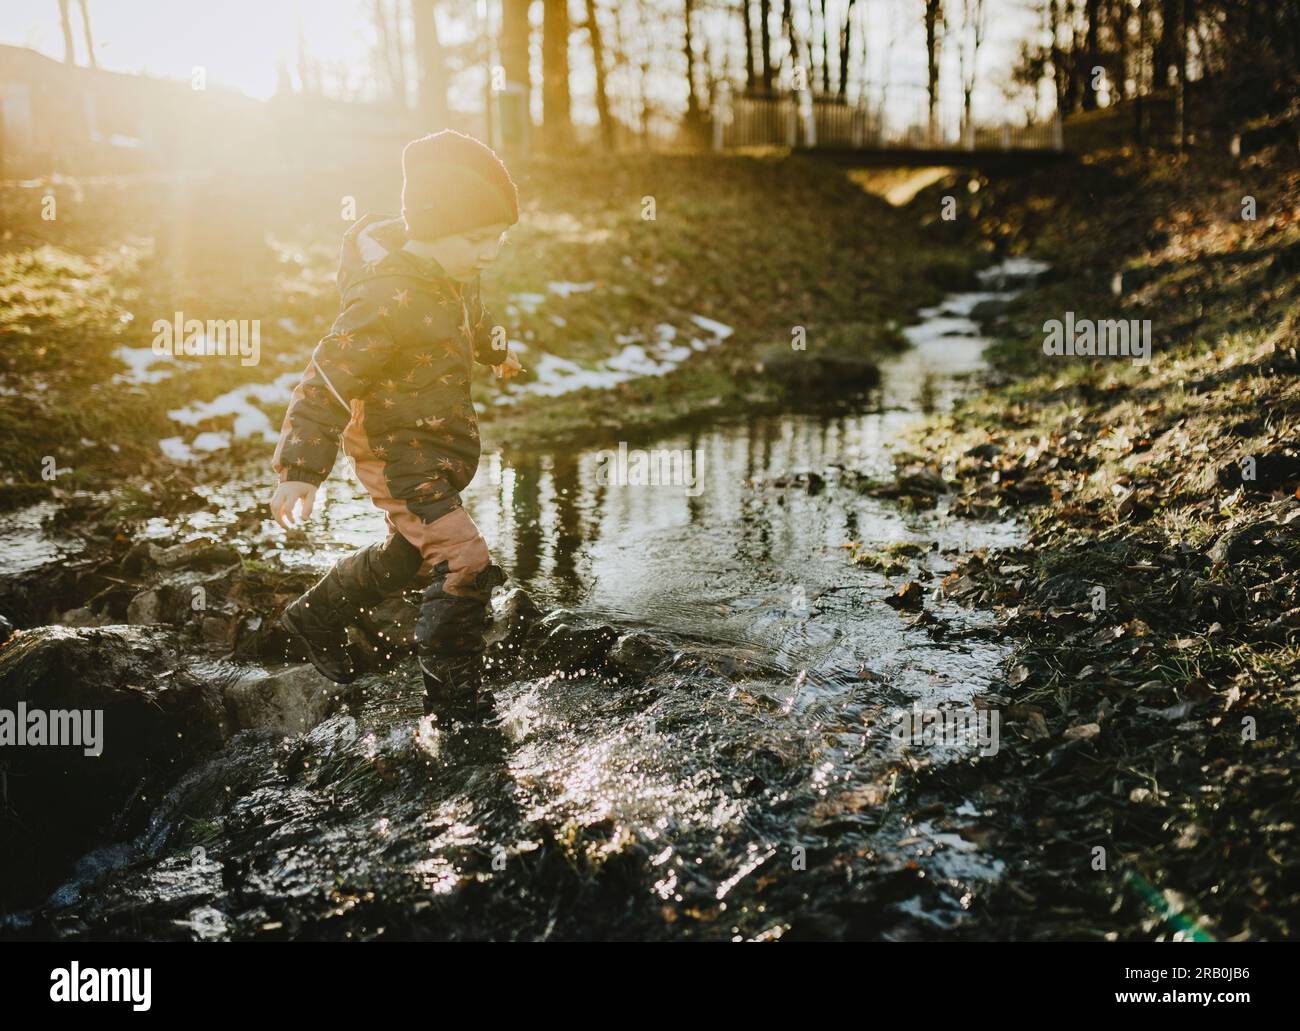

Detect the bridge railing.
xmin=712 ymin=88 xmax=1063 ymax=153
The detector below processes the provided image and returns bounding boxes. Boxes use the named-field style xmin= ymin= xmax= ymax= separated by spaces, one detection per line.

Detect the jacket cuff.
xmin=280 ymin=469 xmax=326 ymax=487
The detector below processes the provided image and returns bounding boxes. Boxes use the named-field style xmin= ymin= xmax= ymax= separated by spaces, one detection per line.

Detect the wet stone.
xmin=223 ymin=664 xmax=344 ymax=736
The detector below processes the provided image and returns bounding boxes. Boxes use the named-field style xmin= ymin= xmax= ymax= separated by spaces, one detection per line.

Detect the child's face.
xmin=423 ymin=222 xmax=510 ymax=282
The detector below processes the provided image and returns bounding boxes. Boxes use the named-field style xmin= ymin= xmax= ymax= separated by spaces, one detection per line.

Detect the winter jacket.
xmin=271 ymin=213 xmax=508 ymax=523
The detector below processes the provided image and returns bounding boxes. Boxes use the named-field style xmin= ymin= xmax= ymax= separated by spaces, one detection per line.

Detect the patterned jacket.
xmin=271 ymin=213 xmax=508 ymax=522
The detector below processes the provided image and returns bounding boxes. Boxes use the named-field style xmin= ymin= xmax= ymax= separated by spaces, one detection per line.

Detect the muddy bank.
xmin=889 ymin=145 xmax=1300 ymax=940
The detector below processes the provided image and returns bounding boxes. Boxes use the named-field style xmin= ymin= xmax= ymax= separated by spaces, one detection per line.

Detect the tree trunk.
xmin=759 ymin=0 xmax=774 ymax=92
xmin=1154 ymin=0 xmax=1177 ymax=91
xmin=820 ymin=0 xmax=830 ymax=94
xmin=1082 ymin=0 xmax=1099 ymax=110
xmin=837 ymin=0 xmax=856 ymax=97
xmin=685 ymin=0 xmax=701 ymax=123
xmin=77 ymin=0 xmax=96 ymax=68
xmin=1174 ymin=0 xmax=1188 ymax=149
xmin=410 ymin=0 xmax=448 ymax=127
xmin=585 ymin=0 xmax=615 ymax=149
xmin=742 ymin=0 xmax=756 ymax=91
xmin=391 ymin=0 xmax=410 ymax=108
xmin=925 ymin=0 xmax=944 ymax=144
xmin=372 ymin=0 xmax=398 ymax=102
xmin=542 ymin=0 xmax=573 ymax=149
xmin=501 ymin=0 xmax=531 ymax=88
xmin=1113 ymin=0 xmax=1128 ymax=100
xmin=781 ymin=0 xmax=803 ymax=87
xmin=58 ymin=0 xmax=76 ymax=64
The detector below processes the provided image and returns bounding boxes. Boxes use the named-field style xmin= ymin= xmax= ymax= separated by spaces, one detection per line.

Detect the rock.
xmin=969 ymin=298 xmax=1010 ymax=323
xmin=127 ymin=589 xmax=163 ymax=624
xmin=223 ymin=664 xmax=344 ymax=736
xmin=885 ymin=582 xmax=926 ymax=611
xmin=61 ymin=607 xmax=109 ymax=628
xmin=486 ymin=588 xmax=542 ymax=650
xmin=898 ymin=464 xmax=949 ymax=496
xmin=0 ymin=624 xmax=228 ymax=907
xmin=964 ymin=442 xmax=1003 ymax=461
xmin=148 ymin=538 xmax=241 ymax=572
xmin=534 ymin=618 xmax=619 ymax=673
xmin=755 ymin=347 xmax=881 ymax=398
xmin=608 ymin=630 xmax=675 ymax=676
xmin=0 ymin=555 xmax=97 ymax=628
xmin=1207 ymin=517 xmax=1292 ymax=565
xmin=200 ymin=615 xmax=233 ymax=646
xmin=118 ymin=540 xmax=157 ymax=577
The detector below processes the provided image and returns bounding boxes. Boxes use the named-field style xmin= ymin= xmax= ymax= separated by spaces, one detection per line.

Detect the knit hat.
xmin=401 ymin=130 xmax=519 ymax=241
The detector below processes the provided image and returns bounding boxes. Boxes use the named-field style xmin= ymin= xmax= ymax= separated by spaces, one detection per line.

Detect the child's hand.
xmin=270 ymin=482 xmax=318 ymax=529
xmin=492 ymin=350 xmax=523 ymax=381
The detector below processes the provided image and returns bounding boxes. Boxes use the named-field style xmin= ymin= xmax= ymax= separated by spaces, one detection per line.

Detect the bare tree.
xmin=410 ymin=0 xmax=448 ymax=126
xmin=959 ymin=0 xmax=987 ymax=142
xmin=837 ymin=0 xmax=857 ymax=97
xmin=584 ymin=0 xmax=615 ymax=149
xmin=759 ymin=0 xmax=774 ymax=91
xmin=924 ymin=0 xmax=945 ymax=143
xmin=501 ymin=0 xmax=531 ymax=90
xmin=77 ymin=0 xmax=96 ymax=68
xmin=391 ymin=0 xmax=410 ymax=108
xmin=57 ymin=0 xmax=76 ymax=64
xmin=685 ymin=0 xmax=702 ymax=123
xmin=819 ymin=0 xmax=830 ymax=93
xmin=781 ymin=0 xmax=806 ymax=86
xmin=372 ymin=0 xmax=400 ymax=102
xmin=742 ymin=0 xmax=756 ymax=91
xmin=1082 ymin=0 xmax=1100 ymax=108
xmin=542 ymin=0 xmax=573 ymax=149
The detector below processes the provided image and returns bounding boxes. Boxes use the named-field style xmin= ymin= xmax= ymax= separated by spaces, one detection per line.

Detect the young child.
xmin=268 ymin=130 xmax=522 ymax=721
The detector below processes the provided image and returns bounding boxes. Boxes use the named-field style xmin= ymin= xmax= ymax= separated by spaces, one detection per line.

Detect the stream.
xmin=3 ymin=257 xmax=1046 ymax=940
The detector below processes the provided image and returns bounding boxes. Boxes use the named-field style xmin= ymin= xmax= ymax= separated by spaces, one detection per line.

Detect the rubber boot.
xmin=415 ymin=560 xmax=507 ymax=720
xmin=279 ymin=533 xmax=422 ymax=684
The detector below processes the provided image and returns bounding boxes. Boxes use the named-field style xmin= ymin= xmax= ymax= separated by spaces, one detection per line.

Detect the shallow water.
xmin=10 ymin=258 xmax=1044 ymax=939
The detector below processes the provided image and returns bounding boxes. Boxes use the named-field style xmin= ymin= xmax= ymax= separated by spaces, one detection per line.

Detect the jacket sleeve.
xmin=467 ymin=278 xmax=510 ymax=367
xmin=271 ymin=283 xmax=399 ymax=486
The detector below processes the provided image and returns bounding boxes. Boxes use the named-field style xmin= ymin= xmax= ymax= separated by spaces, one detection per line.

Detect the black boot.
xmin=415 ymin=560 xmax=506 ymax=720
xmin=279 ymin=534 xmax=422 ymax=683
xmin=417 ymin=651 xmax=495 ymax=721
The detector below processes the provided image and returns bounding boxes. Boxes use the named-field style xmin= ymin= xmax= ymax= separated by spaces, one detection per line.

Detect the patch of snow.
xmin=689 ymin=314 xmax=734 ymax=339
xmin=159 ymin=436 xmax=196 ymax=462
xmin=192 ymin=431 xmax=232 ymax=452
xmin=165 ymin=371 xmax=300 ymax=445
xmin=113 ymin=346 xmax=174 ymax=385
xmin=547 ymin=281 xmax=597 ymax=298
xmin=509 ymin=292 xmax=546 ymax=315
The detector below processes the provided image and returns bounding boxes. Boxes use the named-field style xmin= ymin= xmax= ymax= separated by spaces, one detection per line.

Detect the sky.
xmin=0 ymin=0 xmax=1050 ymax=123
xmin=0 ymin=0 xmax=382 ymax=99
